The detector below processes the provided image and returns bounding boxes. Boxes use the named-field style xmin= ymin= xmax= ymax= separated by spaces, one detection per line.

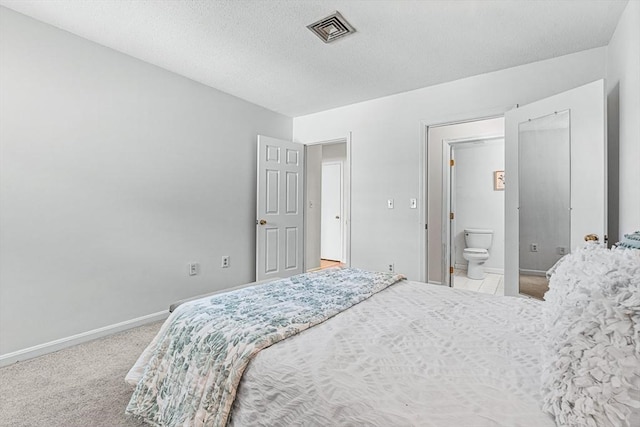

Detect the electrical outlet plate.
xmin=188 ymin=262 xmax=198 ymax=276
xmin=221 ymin=256 xmax=230 ymax=268
xmin=388 ymin=263 xmax=394 ymax=272
xmin=530 ymin=243 xmax=538 ymax=252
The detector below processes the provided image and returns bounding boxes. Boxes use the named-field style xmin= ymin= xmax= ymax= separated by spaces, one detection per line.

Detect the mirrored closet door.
xmin=518 ymin=111 xmax=570 ymax=299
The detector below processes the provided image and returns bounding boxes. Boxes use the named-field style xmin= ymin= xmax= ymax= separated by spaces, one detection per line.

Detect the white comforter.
xmin=228 ymin=281 xmax=555 ymax=427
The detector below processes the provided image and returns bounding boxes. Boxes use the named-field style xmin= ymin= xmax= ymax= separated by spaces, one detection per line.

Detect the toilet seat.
xmin=463 ymin=248 xmax=489 ymax=258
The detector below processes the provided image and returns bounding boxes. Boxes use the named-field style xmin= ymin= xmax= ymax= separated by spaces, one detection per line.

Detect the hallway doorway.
xmin=305 ymin=138 xmax=351 ymax=272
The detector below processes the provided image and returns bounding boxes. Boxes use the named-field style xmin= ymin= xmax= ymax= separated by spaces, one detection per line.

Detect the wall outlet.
xmin=557 ymin=246 xmax=568 ymax=255
xmin=530 ymin=243 xmax=539 ymax=252
xmin=388 ymin=263 xmax=394 ymax=272
xmin=387 ymin=199 xmax=394 ymax=209
xmin=188 ymin=262 xmax=198 ymax=276
xmin=221 ymin=256 xmax=230 ymax=268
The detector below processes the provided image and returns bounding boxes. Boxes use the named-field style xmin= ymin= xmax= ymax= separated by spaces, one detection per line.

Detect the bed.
xmin=125 ymin=244 xmax=640 ymax=427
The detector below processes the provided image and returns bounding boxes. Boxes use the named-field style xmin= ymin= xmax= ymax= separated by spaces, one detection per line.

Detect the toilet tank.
xmin=464 ymin=229 xmax=493 ymax=249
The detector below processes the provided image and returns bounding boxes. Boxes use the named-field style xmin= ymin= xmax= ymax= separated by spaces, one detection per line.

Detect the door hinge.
xmin=425 ymin=224 xmax=428 ymax=230
xmin=450 ymin=266 xmax=454 ymax=274
xmin=450 ymin=212 xmax=454 ymax=220
xmin=450 ymin=159 xmax=455 ymax=167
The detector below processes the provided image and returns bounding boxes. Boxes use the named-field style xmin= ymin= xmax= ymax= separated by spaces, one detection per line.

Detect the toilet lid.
xmin=464 ymin=248 xmax=488 ymax=254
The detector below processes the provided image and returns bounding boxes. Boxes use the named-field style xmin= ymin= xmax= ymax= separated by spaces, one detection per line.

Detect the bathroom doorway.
xmin=425 ymin=116 xmax=505 ymax=294
xmin=446 ymin=135 xmax=505 ymax=294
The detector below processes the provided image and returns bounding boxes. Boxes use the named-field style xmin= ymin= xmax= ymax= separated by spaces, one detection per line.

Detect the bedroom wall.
xmin=293 ymin=47 xmax=607 ymax=281
xmin=0 ymin=8 xmax=292 ymax=357
xmin=606 ymin=0 xmax=640 ymax=242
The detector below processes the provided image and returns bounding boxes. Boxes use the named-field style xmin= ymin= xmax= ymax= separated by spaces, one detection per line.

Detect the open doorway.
xmin=305 ymin=139 xmax=350 ymax=272
xmin=425 ymin=117 xmax=505 ymax=295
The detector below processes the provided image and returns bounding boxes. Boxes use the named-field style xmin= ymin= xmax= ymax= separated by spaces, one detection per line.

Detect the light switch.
xmin=387 ymin=199 xmax=394 ymax=209
xmin=410 ymin=198 xmax=417 ymax=209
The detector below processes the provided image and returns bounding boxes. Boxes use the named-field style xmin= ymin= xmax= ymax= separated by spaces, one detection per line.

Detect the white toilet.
xmin=463 ymin=229 xmax=493 ymax=280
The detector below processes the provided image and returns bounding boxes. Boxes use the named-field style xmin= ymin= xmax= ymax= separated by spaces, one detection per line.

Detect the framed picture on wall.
xmin=494 ymin=170 xmax=505 ymax=190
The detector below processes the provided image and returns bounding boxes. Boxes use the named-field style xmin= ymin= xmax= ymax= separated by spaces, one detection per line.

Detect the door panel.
xmin=286 ymin=172 xmax=298 ymax=214
xmin=266 ymin=170 xmax=279 ymax=214
xmin=264 ymin=228 xmax=279 ymax=273
xmin=257 ymin=135 xmax=305 ymax=281
xmin=505 ymin=79 xmax=606 ymax=297
xmin=285 ymin=227 xmax=298 ymax=269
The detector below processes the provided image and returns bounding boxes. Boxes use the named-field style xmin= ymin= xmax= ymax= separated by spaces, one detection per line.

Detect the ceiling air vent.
xmin=307 ymin=11 xmax=356 ymax=43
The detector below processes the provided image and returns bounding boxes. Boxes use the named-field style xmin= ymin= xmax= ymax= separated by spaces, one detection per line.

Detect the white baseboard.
xmin=0 ymin=310 xmax=169 ymax=367
xmin=519 ymin=269 xmax=547 ymax=277
xmin=454 ymin=264 xmax=504 ymax=275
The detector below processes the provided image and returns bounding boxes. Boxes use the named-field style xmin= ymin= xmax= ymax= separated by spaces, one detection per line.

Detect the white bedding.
xmin=227 ymin=280 xmax=555 ymax=427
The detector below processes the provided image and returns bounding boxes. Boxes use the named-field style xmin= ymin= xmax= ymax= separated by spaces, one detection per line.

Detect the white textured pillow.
xmin=541 ymin=244 xmax=640 ymax=427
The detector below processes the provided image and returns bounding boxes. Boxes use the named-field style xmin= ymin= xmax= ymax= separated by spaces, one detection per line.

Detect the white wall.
xmin=304 ymin=145 xmax=322 ymax=270
xmin=294 ymin=48 xmax=606 ymax=281
xmin=606 ymin=0 xmax=640 ymax=241
xmin=0 ymin=8 xmax=292 ymax=356
xmin=427 ymin=118 xmax=504 ymax=283
xmin=453 ymin=139 xmax=504 ymax=272
xmin=322 ymin=142 xmax=347 ymax=162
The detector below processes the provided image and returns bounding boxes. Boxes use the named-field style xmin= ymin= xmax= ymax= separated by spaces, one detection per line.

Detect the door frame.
xmin=442 ymin=134 xmax=504 ymax=286
xmin=420 ymin=106 xmax=512 ymax=283
xmin=304 ymin=134 xmax=352 ymax=270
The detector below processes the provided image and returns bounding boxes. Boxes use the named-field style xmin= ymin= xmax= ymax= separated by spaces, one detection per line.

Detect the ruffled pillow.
xmin=541 ymin=243 xmax=640 ymax=427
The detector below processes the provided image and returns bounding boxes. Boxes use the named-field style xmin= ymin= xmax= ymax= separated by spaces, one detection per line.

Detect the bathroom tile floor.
xmin=452 ymin=269 xmax=504 ymax=296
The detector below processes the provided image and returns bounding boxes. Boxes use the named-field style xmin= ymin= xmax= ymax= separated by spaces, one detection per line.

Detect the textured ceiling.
xmin=0 ymin=0 xmax=628 ymax=117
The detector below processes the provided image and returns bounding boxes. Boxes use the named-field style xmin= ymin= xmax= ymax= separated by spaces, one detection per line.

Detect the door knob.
xmin=258 ymin=219 xmax=267 ymax=225
xmin=584 ymin=234 xmax=599 ymax=242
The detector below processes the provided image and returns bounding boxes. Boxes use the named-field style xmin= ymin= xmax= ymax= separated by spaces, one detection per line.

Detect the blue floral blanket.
xmin=126 ymin=268 xmax=405 ymax=427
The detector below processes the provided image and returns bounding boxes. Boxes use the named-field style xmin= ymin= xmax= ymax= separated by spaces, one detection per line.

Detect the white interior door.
xmin=256 ymin=135 xmax=305 ymax=281
xmin=504 ymin=79 xmax=606 ymax=296
xmin=321 ymin=162 xmax=343 ymax=261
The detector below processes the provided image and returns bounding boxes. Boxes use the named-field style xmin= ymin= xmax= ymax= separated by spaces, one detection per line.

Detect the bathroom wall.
xmin=453 ymin=139 xmax=505 ymax=272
